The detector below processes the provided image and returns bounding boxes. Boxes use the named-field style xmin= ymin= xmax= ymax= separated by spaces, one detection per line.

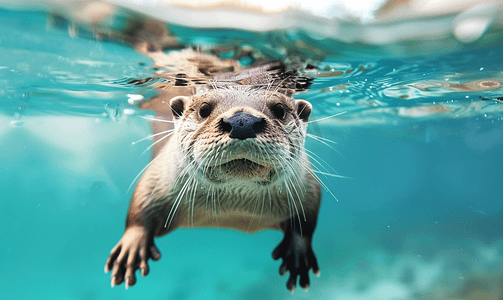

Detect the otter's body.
xmin=106 ymin=87 xmax=321 ymax=292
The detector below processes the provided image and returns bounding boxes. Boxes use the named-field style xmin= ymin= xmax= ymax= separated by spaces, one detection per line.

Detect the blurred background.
xmin=1 ymin=1 xmax=503 ymax=299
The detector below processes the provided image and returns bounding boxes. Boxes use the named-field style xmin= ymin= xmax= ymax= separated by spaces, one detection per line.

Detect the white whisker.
xmin=313 ymin=170 xmax=352 ymax=179
xmin=307 ymin=111 xmax=347 ymax=124
xmin=127 ymin=155 xmax=161 ymax=194
xmin=140 ymin=131 xmax=176 ymax=156
xmin=132 ymin=129 xmax=175 ymax=145
xmin=139 ymin=115 xmax=175 ymax=123
xmin=306 ymin=133 xmax=338 ymax=147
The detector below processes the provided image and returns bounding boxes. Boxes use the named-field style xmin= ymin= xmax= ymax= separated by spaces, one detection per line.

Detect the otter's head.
xmin=169 ymin=87 xmax=312 ymax=187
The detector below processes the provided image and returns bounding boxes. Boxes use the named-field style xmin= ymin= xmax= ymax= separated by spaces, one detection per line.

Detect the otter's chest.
xmin=172 ymin=185 xmax=295 ymax=232
xmin=177 ymin=208 xmax=283 ymax=232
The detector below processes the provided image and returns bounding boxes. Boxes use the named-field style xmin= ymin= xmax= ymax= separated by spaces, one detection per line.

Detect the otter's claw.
xmin=105 ymin=227 xmax=161 ymax=289
xmin=272 ymin=230 xmax=319 ymax=292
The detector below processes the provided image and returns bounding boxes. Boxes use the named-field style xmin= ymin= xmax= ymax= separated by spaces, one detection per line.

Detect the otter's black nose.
xmin=221 ymin=112 xmax=265 ymax=140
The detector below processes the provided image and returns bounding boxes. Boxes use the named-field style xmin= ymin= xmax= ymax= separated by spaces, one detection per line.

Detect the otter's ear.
xmin=295 ymin=100 xmax=312 ymax=122
xmin=169 ymin=96 xmax=189 ymax=118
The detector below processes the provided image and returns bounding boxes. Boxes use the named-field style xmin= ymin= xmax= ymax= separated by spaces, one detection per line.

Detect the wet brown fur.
xmin=106 ymin=80 xmax=321 ymax=292
xmin=131 ymin=88 xmax=320 ymax=233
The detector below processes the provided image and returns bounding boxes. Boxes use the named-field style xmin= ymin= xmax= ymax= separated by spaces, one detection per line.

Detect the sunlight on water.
xmin=1 ymin=2 xmax=503 ymax=300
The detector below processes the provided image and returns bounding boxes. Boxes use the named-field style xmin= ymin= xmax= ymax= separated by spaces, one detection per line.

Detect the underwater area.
xmin=1 ymin=1 xmax=503 ymax=299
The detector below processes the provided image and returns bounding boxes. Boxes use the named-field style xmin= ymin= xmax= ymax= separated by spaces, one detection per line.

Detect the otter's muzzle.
xmin=222 ymin=112 xmax=265 ymax=140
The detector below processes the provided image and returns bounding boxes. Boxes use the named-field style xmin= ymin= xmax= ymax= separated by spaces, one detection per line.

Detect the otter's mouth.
xmin=204 ymin=158 xmax=275 ymax=182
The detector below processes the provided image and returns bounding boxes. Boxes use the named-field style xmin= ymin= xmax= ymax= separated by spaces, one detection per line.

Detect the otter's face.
xmin=170 ymin=88 xmax=312 ymax=187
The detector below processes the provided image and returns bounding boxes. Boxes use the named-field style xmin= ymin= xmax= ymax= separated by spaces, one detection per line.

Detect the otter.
xmin=45 ymin=9 xmax=322 ymax=292
xmin=105 ymin=83 xmax=321 ymax=292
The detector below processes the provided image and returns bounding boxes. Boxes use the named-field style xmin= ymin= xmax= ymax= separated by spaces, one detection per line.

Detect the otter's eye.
xmin=199 ymin=102 xmax=212 ymax=118
xmin=272 ymin=103 xmax=286 ymax=119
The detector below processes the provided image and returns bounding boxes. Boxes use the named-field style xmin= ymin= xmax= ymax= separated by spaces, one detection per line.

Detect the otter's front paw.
xmin=104 ymin=227 xmax=161 ymax=289
xmin=272 ymin=232 xmax=320 ymax=292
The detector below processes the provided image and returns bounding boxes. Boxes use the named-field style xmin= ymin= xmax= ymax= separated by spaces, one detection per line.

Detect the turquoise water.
xmin=1 ymin=8 xmax=503 ymax=300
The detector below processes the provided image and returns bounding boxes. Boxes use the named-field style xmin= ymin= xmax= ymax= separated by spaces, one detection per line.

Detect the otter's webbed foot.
xmin=104 ymin=226 xmax=161 ymax=289
xmin=272 ymin=219 xmax=320 ymax=292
